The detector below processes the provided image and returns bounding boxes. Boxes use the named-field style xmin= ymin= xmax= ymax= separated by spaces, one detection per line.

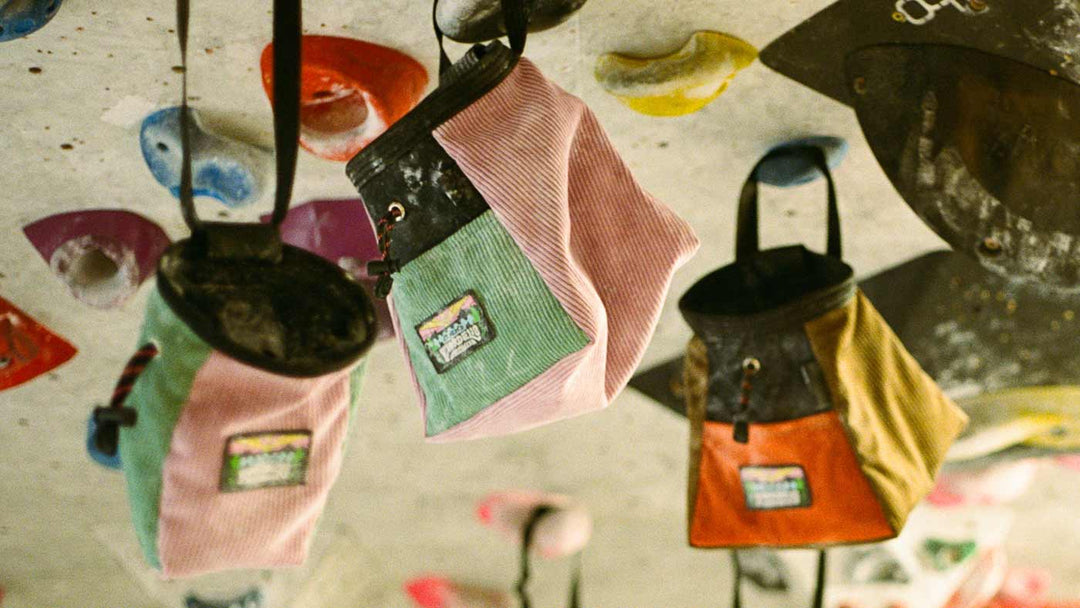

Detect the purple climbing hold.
xmin=0 ymin=0 xmax=63 ymax=42
xmin=22 ymin=210 xmax=171 ymax=309
xmin=262 ymin=199 xmax=395 ymax=340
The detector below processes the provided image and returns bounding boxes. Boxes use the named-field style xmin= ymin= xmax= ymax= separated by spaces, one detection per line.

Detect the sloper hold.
xmin=848 ymin=44 xmax=1080 ymax=289
xmin=23 ymin=210 xmax=171 ymax=310
xmin=260 ymin=199 xmax=394 ymax=339
xmin=0 ymin=295 xmax=76 ymax=391
xmin=760 ymin=0 xmax=1080 ymax=106
xmin=595 ymin=31 xmax=757 ymax=117
xmin=261 ymin=36 xmax=427 ymax=162
xmin=0 ymin=0 xmax=62 ymax=42
xmin=435 ymin=0 xmax=587 ymax=43
xmin=140 ymin=106 xmax=272 ymax=208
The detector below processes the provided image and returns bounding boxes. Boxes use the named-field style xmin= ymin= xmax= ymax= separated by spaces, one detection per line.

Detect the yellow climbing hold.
xmin=594 ymin=31 xmax=757 ymax=117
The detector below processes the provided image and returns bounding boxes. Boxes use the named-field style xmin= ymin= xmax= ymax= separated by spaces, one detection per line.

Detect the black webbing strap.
xmin=735 ymin=146 xmax=841 ymax=263
xmin=731 ymin=550 xmax=826 ymax=608
xmin=176 ymin=0 xmax=301 ymax=231
xmin=433 ymin=0 xmax=530 ymax=79
xmin=517 ymin=506 xmax=583 ymax=608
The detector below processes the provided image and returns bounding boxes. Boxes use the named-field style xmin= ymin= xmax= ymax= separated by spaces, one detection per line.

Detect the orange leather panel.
xmin=690 ymin=411 xmax=895 ymax=548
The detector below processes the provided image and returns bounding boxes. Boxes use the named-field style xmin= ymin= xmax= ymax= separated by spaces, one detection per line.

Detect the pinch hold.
xmin=595 ymin=31 xmax=757 ymax=117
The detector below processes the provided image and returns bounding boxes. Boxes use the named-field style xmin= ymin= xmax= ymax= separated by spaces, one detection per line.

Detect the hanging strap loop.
xmin=175 ymin=0 xmax=301 ymax=234
xmin=433 ymin=0 xmax=531 ymax=78
xmin=735 ymin=146 xmax=841 ymax=264
xmin=517 ymin=506 xmax=583 ymax=608
xmin=731 ymin=550 xmax=826 ymax=608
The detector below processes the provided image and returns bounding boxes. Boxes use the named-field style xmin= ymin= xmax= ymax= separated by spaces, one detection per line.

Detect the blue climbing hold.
xmin=756 ymin=136 xmax=848 ymax=188
xmin=0 ymin=0 xmax=63 ymax=42
xmin=86 ymin=411 xmax=122 ymax=470
xmin=140 ymin=107 xmax=272 ymax=209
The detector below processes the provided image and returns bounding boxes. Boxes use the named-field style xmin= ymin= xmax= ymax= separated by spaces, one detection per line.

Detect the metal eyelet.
xmin=388 ymin=201 xmax=406 ymax=222
xmin=742 ymin=357 xmax=761 ymax=375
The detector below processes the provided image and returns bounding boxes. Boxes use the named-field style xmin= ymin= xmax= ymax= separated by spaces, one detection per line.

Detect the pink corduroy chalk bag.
xmin=91 ymin=0 xmax=377 ymax=577
xmin=347 ymin=0 xmax=699 ymax=442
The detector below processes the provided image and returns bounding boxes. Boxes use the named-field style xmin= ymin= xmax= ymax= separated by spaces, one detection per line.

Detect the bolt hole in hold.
xmin=23 ymin=209 xmax=171 ymax=309
xmin=260 ymin=36 xmax=428 ymax=161
xmin=981 ymin=236 xmax=1004 ymax=256
xmin=156 ymin=141 xmax=168 ymax=152
xmin=50 ymin=235 xmax=138 ymax=309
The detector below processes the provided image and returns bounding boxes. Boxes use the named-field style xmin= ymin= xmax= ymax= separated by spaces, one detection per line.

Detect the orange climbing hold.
xmin=261 ymin=36 xmax=428 ymax=162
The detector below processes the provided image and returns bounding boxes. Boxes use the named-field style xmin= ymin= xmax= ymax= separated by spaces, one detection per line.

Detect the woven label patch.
xmin=416 ymin=290 xmax=495 ymax=373
xmin=221 ymin=431 xmax=311 ymax=492
xmin=740 ymin=465 xmax=812 ymax=511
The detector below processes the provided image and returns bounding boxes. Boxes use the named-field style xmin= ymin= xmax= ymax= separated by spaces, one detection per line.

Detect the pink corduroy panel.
xmin=403 ymin=57 xmax=699 ymax=442
xmin=156 ymin=353 xmax=354 ymax=578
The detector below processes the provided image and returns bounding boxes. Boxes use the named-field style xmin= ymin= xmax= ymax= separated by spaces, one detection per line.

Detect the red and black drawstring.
xmin=368 ymin=202 xmax=405 ymax=299
xmin=733 ymin=357 xmax=760 ymax=444
xmin=92 ymin=342 xmax=159 ymax=456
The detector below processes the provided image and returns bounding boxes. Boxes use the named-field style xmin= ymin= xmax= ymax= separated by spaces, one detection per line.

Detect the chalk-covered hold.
xmin=435 ymin=0 xmax=586 ymax=43
xmin=140 ymin=107 xmax=272 ymax=209
xmin=595 ymin=31 xmax=756 ymax=117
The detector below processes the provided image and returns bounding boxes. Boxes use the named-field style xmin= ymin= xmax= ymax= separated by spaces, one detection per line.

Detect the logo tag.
xmin=221 ymin=431 xmax=312 ymax=492
xmin=416 ymin=290 xmax=495 ymax=373
xmin=740 ymin=465 xmax=812 ymax=511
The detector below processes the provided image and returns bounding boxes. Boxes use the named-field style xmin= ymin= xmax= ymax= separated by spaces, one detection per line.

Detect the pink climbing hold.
xmin=476 ymin=490 xmax=592 ymax=559
xmin=927 ymin=460 xmax=1040 ymax=508
xmin=404 ymin=576 xmax=511 ymax=608
xmin=261 ymin=36 xmax=428 ymax=162
xmin=22 ymin=210 xmax=170 ymax=310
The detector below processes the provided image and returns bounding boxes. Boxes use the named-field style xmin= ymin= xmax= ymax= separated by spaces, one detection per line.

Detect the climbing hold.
xmin=435 ymin=0 xmax=587 ymax=43
xmin=756 ymin=137 xmax=848 ymax=188
xmin=476 ymin=490 xmax=592 ymax=559
xmin=260 ymin=36 xmax=427 ymax=162
xmin=595 ymin=31 xmax=757 ymax=117
xmin=404 ymin=577 xmax=511 ymax=608
xmin=86 ymin=410 xmax=122 ymax=470
xmin=0 ymin=0 xmax=63 ymax=43
xmin=186 ymin=589 xmax=262 ymax=608
xmin=261 ymin=199 xmax=394 ymax=339
xmin=140 ymin=106 xmax=272 ymax=209
xmin=23 ymin=210 xmax=170 ymax=310
xmin=0 ymin=295 xmax=76 ymax=392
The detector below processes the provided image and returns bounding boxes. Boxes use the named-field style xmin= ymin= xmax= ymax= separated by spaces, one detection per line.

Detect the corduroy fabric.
xmin=803 ymin=290 xmax=968 ymax=533
xmin=690 ymin=413 xmax=895 ymax=548
xmin=392 ymin=210 xmax=589 ymax=436
xmin=119 ymin=288 xmax=214 ymax=569
xmin=405 ymin=57 xmax=699 ymax=441
xmin=155 ymin=354 xmax=359 ymax=578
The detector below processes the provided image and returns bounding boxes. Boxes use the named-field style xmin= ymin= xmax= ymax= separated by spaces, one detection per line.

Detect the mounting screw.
xmin=853 ymin=76 xmax=868 ymax=95
xmin=969 ymin=0 xmax=988 ymax=11
xmin=980 ymin=236 xmax=1003 ymax=255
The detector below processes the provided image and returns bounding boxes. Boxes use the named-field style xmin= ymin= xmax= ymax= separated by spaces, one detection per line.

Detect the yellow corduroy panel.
xmin=803 ymin=290 xmax=968 ymax=534
xmin=683 ymin=337 xmax=710 ymax=532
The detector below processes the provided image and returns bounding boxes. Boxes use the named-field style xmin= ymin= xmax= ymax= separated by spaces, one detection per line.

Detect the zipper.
xmin=734 ymin=357 xmax=761 ymax=443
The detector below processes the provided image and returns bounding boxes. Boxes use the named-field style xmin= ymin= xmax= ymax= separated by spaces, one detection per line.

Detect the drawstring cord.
xmin=92 ymin=343 xmax=159 ymax=456
xmin=369 ymin=202 xmax=405 ymax=298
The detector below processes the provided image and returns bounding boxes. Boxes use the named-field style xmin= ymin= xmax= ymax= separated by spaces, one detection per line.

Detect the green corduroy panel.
xmin=118 ymin=288 xmax=213 ymax=569
xmin=392 ymin=210 xmax=589 ymax=436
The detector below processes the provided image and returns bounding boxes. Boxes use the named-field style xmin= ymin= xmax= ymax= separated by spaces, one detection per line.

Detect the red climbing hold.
xmin=261 ymin=36 xmax=428 ymax=162
xmin=0 ymin=296 xmax=77 ymax=392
